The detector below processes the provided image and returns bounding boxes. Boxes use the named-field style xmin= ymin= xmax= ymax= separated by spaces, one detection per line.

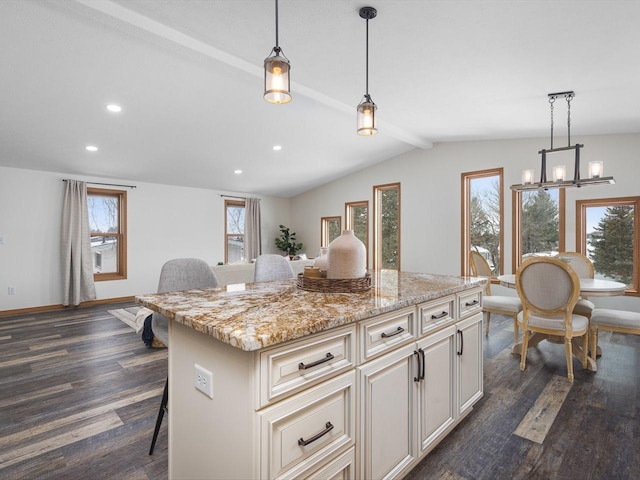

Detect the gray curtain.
xmin=62 ymin=180 xmax=96 ymax=306
xmin=244 ymin=197 xmax=262 ymax=261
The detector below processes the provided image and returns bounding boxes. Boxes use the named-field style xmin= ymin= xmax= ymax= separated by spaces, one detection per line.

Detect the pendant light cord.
xmin=365 ymin=18 xmax=369 ymax=96
xmin=275 ymin=0 xmax=279 ymax=49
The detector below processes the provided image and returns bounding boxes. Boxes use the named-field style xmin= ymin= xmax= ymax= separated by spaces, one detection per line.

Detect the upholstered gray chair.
xmin=556 ymin=251 xmax=596 ymax=319
xmin=516 ymin=256 xmax=588 ymax=382
xmin=469 ymin=250 xmax=522 ymax=342
xmin=149 ymin=258 xmax=218 ymax=455
xmin=253 ymin=254 xmax=295 ymax=282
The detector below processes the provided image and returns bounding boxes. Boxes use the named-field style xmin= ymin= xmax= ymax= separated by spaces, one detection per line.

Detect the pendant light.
xmin=357 ymin=6 xmax=378 ymax=136
xmin=511 ymin=91 xmax=615 ymax=191
xmin=264 ymin=0 xmax=291 ymax=104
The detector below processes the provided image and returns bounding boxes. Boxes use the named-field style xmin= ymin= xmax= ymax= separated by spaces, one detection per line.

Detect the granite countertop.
xmin=135 ymin=271 xmax=485 ymax=352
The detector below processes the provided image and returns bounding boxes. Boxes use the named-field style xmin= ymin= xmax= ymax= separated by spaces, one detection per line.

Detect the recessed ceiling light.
xmin=106 ymin=104 xmax=122 ymax=113
xmin=234 ymin=169 xmax=242 ymax=174
xmin=273 ymin=145 xmax=282 ymax=151
xmin=86 ymin=145 xmax=98 ymax=152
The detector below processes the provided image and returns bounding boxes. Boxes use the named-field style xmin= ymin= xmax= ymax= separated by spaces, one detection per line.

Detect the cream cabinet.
xmin=165 ymin=286 xmax=483 ymax=480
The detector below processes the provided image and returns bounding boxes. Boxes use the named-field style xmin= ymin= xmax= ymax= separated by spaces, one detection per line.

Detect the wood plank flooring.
xmin=0 ymin=302 xmax=167 ymax=480
xmin=1 ymin=304 xmax=639 ymax=479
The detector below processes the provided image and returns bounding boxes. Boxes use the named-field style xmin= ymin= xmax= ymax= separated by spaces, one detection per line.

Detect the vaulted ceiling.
xmin=2 ymin=0 xmax=640 ymax=197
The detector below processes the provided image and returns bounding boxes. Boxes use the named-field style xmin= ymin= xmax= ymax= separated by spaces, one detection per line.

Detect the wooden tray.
xmin=296 ymin=273 xmax=371 ymax=293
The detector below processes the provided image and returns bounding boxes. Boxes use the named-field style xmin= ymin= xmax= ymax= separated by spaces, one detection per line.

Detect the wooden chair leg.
xmin=149 ymin=377 xmax=169 ymax=455
xmin=581 ymin=333 xmax=588 ymax=369
xmin=485 ymin=311 xmax=491 ymax=335
xmin=564 ymin=337 xmax=574 ymax=382
xmin=512 ymin=314 xmax=519 ymax=345
xmin=589 ymin=327 xmax=598 ymax=362
xmin=520 ymin=330 xmax=530 ymax=371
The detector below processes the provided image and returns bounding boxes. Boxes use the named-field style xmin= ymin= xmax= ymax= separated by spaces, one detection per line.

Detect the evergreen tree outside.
xmin=469 ymin=176 xmax=501 ymax=275
xmin=588 ymin=205 xmax=635 ymax=285
xmin=521 ymin=190 xmax=559 ymax=256
xmin=349 ymin=204 xmax=368 ymax=247
xmin=380 ymin=187 xmax=399 ymax=269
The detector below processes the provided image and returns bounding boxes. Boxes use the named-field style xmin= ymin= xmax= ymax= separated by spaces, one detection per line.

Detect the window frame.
xmin=320 ymin=216 xmax=342 ymax=247
xmin=345 ymin=200 xmax=369 ymax=269
xmin=576 ymin=196 xmax=639 ymax=296
xmin=224 ymin=199 xmax=245 ymax=263
xmin=461 ymin=168 xmax=504 ymax=278
xmin=373 ymin=182 xmax=401 ymax=271
xmin=88 ymin=187 xmax=127 ymax=281
xmin=511 ymin=188 xmax=565 ymax=272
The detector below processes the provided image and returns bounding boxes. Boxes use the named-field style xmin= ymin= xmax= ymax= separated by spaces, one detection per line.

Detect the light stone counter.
xmin=136 ymin=270 xmax=485 ymax=351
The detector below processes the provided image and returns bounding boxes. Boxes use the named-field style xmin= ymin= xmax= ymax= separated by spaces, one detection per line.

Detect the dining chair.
xmin=469 ymin=250 xmax=522 ymax=342
xmin=149 ymin=258 xmax=219 ymax=455
xmin=253 ymin=254 xmax=295 ymax=282
xmin=556 ymin=251 xmax=596 ymax=319
xmin=516 ymin=256 xmax=589 ymax=382
xmin=589 ymin=308 xmax=640 ymax=362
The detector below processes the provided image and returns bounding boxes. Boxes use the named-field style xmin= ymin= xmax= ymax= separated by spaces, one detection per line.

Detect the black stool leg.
xmin=149 ymin=377 xmax=168 ymax=455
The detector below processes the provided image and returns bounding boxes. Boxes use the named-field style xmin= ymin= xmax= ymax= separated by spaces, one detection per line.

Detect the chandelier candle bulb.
xmin=553 ymin=165 xmax=566 ymax=182
xmin=522 ymin=169 xmax=535 ymax=185
xmin=589 ymin=161 xmax=603 ymax=178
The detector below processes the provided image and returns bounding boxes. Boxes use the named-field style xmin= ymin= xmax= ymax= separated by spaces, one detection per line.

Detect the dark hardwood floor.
xmin=1 ymin=304 xmax=638 ymax=479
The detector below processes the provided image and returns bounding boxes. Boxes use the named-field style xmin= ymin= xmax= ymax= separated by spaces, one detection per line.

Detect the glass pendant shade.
xmin=357 ymin=96 xmax=377 ymax=136
xmin=522 ymin=169 xmax=535 ymax=185
xmin=264 ymin=49 xmax=291 ymax=104
xmin=588 ymin=161 xmax=603 ymax=178
xmin=552 ymin=165 xmax=566 ymax=182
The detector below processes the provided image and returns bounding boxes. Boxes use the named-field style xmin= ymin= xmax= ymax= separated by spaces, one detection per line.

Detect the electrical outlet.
xmin=194 ymin=364 xmax=213 ymax=399
xmin=8 ymin=286 xmax=16 ymax=295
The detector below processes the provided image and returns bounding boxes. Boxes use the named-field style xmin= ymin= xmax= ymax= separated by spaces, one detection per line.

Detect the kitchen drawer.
xmin=302 ymin=447 xmax=355 ymax=480
xmin=458 ymin=289 xmax=483 ymax=319
xmin=358 ymin=306 xmax=415 ymax=364
xmin=259 ymin=371 xmax=356 ymax=480
xmin=417 ymin=295 xmax=455 ymax=336
xmin=259 ymin=325 xmax=356 ymax=408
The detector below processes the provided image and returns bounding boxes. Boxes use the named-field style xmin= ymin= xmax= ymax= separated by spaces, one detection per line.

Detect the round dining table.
xmin=496 ymin=274 xmax=627 ymax=297
xmin=496 ymin=274 xmax=627 ymax=371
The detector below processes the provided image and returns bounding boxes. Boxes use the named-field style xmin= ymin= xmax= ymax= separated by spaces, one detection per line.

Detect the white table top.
xmin=497 ymin=274 xmax=627 ymax=297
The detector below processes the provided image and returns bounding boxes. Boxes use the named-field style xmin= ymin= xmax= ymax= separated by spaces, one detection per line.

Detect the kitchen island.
xmin=136 ymin=270 xmax=485 ymax=480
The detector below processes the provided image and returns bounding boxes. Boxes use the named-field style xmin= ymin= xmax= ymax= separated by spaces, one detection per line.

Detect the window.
xmin=225 ymin=200 xmax=245 ymax=263
xmin=513 ymin=188 xmax=565 ymax=269
xmin=576 ymin=196 xmax=639 ymax=296
xmin=321 ymin=216 xmax=341 ymax=247
xmin=461 ymin=169 xmax=503 ymax=277
xmin=88 ymin=187 xmax=127 ymax=281
xmin=345 ymin=200 xmax=369 ymax=268
xmin=373 ymin=182 xmax=400 ymax=270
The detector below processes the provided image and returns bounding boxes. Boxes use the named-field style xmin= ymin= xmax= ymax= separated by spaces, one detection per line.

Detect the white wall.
xmin=0 ymin=166 xmax=290 ymax=311
xmin=290 ymin=133 xmax=640 ymax=312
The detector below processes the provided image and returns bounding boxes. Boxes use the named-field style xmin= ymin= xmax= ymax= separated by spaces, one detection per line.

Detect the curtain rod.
xmin=220 ymin=194 xmax=246 ymax=200
xmin=62 ymin=179 xmax=137 ymax=189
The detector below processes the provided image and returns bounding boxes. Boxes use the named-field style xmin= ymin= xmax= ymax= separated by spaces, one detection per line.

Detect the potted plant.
xmin=275 ymin=224 xmax=303 ymax=258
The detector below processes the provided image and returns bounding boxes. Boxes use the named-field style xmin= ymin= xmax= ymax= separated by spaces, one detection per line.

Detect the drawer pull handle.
xmin=381 ymin=326 xmax=404 ymax=338
xmin=299 ymin=352 xmax=334 ymax=370
xmin=457 ymin=329 xmax=464 ymax=356
xmin=465 ymin=299 xmax=479 ymax=307
xmin=431 ymin=311 xmax=448 ymax=320
xmin=298 ymin=422 xmax=334 ymax=446
xmin=413 ymin=350 xmax=421 ymax=382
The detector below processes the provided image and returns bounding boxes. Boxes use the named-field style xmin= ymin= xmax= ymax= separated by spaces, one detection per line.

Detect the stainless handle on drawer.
xmin=381 ymin=326 xmax=404 ymax=338
xmin=431 ymin=311 xmax=448 ymax=320
xmin=298 ymin=352 xmax=334 ymax=370
xmin=298 ymin=422 xmax=334 ymax=446
xmin=465 ymin=299 xmax=479 ymax=307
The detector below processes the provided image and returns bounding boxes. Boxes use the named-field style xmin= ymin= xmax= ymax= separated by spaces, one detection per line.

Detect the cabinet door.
xmin=416 ymin=325 xmax=456 ymax=457
xmin=359 ymin=343 xmax=417 ymax=480
xmin=456 ymin=313 xmax=483 ymax=416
